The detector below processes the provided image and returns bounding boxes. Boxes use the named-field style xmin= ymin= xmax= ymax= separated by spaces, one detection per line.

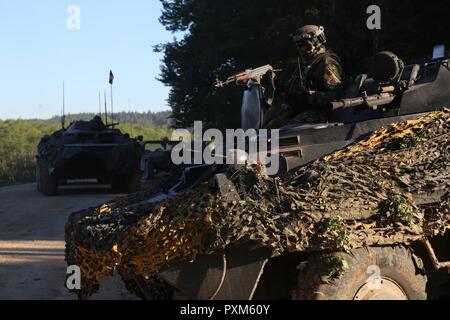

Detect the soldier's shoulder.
xmin=321 ymin=51 xmax=343 ymax=87
xmin=323 ymin=50 xmax=342 ymax=66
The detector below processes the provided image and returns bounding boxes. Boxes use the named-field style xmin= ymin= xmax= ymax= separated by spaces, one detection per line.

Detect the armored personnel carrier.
xmin=66 ymin=47 xmax=450 ymax=300
xmin=36 ymin=116 xmax=142 ymax=196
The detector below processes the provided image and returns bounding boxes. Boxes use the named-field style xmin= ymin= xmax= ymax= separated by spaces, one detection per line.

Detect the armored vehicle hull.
xmin=65 ymin=52 xmax=450 ymax=300
xmin=37 ymin=117 xmax=142 ymax=196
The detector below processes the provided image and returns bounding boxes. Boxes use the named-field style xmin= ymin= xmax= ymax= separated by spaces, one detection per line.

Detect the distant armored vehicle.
xmin=36 ymin=116 xmax=142 ymax=196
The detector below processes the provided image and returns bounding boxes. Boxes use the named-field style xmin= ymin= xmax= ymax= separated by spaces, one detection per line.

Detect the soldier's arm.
xmin=308 ymin=61 xmax=343 ymax=108
xmin=286 ymin=70 xmax=308 ymax=111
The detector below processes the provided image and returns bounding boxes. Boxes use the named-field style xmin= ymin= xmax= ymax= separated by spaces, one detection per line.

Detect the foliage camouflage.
xmin=65 ymin=110 xmax=450 ymax=297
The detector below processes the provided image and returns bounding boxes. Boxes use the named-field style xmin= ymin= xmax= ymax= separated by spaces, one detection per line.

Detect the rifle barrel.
xmin=329 ymin=93 xmax=396 ymax=110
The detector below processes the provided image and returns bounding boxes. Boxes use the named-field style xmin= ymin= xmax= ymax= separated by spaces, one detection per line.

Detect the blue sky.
xmin=0 ymin=0 xmax=177 ymax=120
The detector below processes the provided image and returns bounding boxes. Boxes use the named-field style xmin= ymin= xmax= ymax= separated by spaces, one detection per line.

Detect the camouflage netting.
xmin=65 ymin=110 xmax=450 ymax=297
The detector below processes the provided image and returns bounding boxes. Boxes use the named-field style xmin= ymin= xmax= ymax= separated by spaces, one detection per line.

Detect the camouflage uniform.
xmin=263 ymin=26 xmax=344 ymax=129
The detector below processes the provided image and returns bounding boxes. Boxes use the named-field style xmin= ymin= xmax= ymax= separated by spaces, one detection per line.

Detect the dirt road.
xmin=0 ymin=183 xmax=137 ymax=300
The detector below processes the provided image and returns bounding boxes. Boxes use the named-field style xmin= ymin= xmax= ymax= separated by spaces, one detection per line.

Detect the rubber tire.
xmin=144 ymin=162 xmax=155 ymax=180
xmin=111 ymin=177 xmax=124 ymax=192
xmin=112 ymin=172 xmax=141 ymax=193
xmin=36 ymin=165 xmax=41 ymax=192
xmin=125 ymin=172 xmax=142 ymax=193
xmin=39 ymin=164 xmax=58 ymax=196
xmin=295 ymin=246 xmax=427 ymax=300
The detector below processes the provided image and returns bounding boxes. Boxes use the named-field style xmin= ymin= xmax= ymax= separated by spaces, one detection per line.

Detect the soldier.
xmin=263 ymin=25 xmax=344 ymax=129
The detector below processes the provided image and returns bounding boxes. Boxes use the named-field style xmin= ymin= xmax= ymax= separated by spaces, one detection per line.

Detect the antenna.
xmin=104 ymin=89 xmax=108 ymax=125
xmin=128 ymin=98 xmax=134 ymax=138
xmin=110 ymin=84 xmax=114 ymax=128
xmin=98 ymin=90 xmax=101 ymax=115
xmin=109 ymin=70 xmax=115 ymax=128
xmin=62 ymin=82 xmax=66 ymax=129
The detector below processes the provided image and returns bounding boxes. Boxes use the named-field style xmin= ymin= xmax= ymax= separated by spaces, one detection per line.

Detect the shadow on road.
xmin=0 ymin=183 xmax=129 ymax=299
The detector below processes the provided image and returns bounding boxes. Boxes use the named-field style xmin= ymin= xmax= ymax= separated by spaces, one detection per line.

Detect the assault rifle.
xmin=214 ymin=65 xmax=281 ymax=88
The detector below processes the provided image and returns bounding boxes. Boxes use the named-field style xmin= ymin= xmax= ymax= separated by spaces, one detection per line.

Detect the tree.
xmin=157 ymin=0 xmax=450 ymax=130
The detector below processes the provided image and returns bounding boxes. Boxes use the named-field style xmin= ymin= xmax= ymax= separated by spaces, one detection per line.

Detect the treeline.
xmin=0 ymin=121 xmax=59 ymax=186
xmin=0 ymin=117 xmax=172 ymax=186
xmin=156 ymin=0 xmax=450 ymax=129
xmin=34 ymin=110 xmax=172 ymax=127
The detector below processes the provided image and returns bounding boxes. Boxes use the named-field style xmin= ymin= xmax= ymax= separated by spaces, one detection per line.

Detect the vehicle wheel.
xmin=124 ymin=172 xmax=142 ymax=193
xmin=111 ymin=173 xmax=141 ymax=193
xmin=123 ymin=275 xmax=175 ymax=300
xmin=97 ymin=177 xmax=109 ymax=184
xmin=111 ymin=177 xmax=124 ymax=192
xmin=294 ymin=246 xmax=427 ymax=300
xmin=39 ymin=164 xmax=58 ymax=196
xmin=146 ymin=163 xmax=155 ymax=180
xmin=36 ymin=165 xmax=41 ymax=192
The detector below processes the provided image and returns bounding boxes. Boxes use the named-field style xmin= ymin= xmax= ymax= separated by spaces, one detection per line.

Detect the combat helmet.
xmin=292 ymin=25 xmax=327 ymax=62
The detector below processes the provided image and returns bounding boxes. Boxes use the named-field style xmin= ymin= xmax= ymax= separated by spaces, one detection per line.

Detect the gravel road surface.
xmin=0 ymin=183 xmax=138 ymax=300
